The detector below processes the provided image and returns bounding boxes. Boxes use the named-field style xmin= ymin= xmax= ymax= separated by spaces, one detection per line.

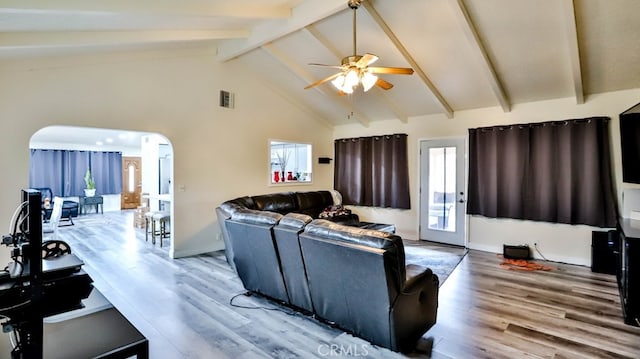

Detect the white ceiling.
xmin=3 ymin=0 xmax=640 ymax=127
xmin=30 ymin=126 xmax=150 ymax=150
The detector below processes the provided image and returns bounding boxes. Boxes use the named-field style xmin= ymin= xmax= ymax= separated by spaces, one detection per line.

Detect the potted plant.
xmin=84 ymin=168 xmax=96 ymax=197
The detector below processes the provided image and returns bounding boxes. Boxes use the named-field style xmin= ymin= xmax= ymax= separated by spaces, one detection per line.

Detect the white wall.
xmin=334 ymin=89 xmax=640 ymax=266
xmin=0 ymin=45 xmax=334 ymax=261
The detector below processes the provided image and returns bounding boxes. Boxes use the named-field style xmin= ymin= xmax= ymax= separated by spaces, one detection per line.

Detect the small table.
xmin=80 ymin=195 xmax=103 ymax=215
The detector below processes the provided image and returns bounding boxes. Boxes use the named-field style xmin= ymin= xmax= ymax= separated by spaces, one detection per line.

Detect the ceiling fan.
xmin=304 ymin=0 xmax=414 ymax=94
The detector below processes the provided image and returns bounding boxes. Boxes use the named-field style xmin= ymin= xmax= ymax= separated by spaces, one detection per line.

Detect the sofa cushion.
xmin=295 ymin=191 xmax=334 ymax=217
xmin=252 ymin=192 xmax=297 ymax=214
xmin=305 ymin=219 xmax=399 ymax=250
xmin=218 ymin=202 xmax=245 ymax=219
xmin=278 ymin=213 xmax=313 ymax=230
xmin=226 ymin=196 xmax=256 ymax=210
xmin=231 ymin=208 xmax=282 ymax=226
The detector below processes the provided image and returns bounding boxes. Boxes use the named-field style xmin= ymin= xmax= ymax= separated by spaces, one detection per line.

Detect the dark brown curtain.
xmin=467 ymin=117 xmax=617 ymax=228
xmin=334 ymin=134 xmax=411 ymax=209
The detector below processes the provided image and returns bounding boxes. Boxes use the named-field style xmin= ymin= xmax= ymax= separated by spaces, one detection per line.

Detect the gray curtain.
xmin=30 ymin=149 xmax=123 ymax=196
xmin=90 ymin=151 xmax=123 ymax=195
xmin=29 ymin=149 xmax=66 ymax=196
xmin=334 ymin=133 xmax=411 ymax=209
xmin=467 ymin=117 xmax=617 ymax=228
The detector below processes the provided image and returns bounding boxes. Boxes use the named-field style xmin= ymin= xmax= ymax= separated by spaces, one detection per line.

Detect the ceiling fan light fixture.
xmin=331 ymin=74 xmax=346 ymax=89
xmin=361 ymin=72 xmax=378 ymax=92
xmin=344 ymin=69 xmax=359 ymax=89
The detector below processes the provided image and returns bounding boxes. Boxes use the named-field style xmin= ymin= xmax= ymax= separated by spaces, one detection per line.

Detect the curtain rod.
xmin=471 ymin=116 xmax=608 ymax=132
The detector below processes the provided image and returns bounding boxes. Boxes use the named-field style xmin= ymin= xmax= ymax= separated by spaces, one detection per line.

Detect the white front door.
xmin=419 ymin=139 xmax=466 ymax=246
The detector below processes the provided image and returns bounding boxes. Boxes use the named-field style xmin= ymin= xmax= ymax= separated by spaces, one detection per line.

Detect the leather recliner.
xmin=225 ymin=208 xmax=288 ymax=303
xmin=272 ymin=213 xmax=314 ymax=312
xmin=299 ymin=219 xmax=439 ymax=353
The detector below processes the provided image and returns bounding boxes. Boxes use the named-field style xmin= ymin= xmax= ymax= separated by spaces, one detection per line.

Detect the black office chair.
xmin=34 ymin=188 xmax=79 ymax=225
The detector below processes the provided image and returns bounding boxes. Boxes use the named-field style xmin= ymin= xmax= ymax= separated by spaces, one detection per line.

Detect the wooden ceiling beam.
xmin=362 ymin=1 xmax=454 ymax=119
xmin=0 ymin=1 xmax=291 ymax=18
xmin=561 ymin=0 xmax=585 ymax=104
xmin=448 ymin=0 xmax=510 ymax=112
xmin=217 ymin=0 xmax=347 ymax=62
xmin=0 ymin=30 xmax=249 ymax=48
xmin=261 ymin=43 xmax=370 ymax=127
xmin=242 ymin=52 xmax=334 ymax=129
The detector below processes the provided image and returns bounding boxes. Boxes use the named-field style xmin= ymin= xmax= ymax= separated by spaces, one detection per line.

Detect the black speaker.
xmin=318 ymin=157 xmax=332 ymax=164
xmin=503 ymin=245 xmax=530 ymax=260
xmin=591 ymin=230 xmax=618 ymax=275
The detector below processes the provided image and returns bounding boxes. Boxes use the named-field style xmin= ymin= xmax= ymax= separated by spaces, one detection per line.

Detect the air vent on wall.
xmin=219 ymin=90 xmax=234 ymax=109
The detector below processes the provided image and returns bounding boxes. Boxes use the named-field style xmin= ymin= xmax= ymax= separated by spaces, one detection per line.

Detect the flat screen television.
xmin=620 ymin=103 xmax=640 ymax=184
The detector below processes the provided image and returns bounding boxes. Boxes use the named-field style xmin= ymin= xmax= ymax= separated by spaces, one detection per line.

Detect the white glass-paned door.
xmin=419 ymin=139 xmax=466 ymax=246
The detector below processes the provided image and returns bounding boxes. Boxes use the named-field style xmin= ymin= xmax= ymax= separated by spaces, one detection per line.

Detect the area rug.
xmin=499 ymin=257 xmax=555 ymax=271
xmin=403 ymin=243 xmax=466 ymax=286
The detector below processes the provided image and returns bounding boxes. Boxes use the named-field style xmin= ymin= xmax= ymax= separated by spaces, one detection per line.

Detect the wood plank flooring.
xmin=55 ymin=211 xmax=640 ymax=358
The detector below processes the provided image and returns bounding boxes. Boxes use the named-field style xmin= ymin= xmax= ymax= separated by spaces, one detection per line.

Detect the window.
xmin=269 ymin=141 xmax=312 ymax=184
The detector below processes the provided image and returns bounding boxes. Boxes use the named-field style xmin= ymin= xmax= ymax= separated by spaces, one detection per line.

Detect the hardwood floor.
xmin=55 ymin=211 xmax=640 ymax=358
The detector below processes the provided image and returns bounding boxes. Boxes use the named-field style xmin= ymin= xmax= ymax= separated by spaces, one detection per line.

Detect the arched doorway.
xmin=29 ymin=125 xmax=174 ymax=253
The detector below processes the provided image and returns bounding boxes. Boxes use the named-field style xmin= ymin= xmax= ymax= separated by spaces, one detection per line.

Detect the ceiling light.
xmin=331 ymin=74 xmax=346 ymax=90
xmin=331 ymin=68 xmax=378 ymax=93
xmin=96 ymin=141 xmax=103 ymax=146
xmin=106 ymin=138 xmax=114 ymax=143
xmin=361 ymin=72 xmax=378 ymax=92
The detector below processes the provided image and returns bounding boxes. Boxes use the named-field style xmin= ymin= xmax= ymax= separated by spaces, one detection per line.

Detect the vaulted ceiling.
xmin=2 ymin=0 xmax=640 ymax=126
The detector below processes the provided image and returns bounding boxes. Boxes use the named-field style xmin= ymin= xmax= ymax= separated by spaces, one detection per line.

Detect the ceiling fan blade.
xmin=308 ymin=63 xmax=345 ymax=70
xmin=304 ymin=72 xmax=342 ymax=90
xmin=375 ymin=78 xmax=394 ymax=90
xmin=356 ymin=53 xmax=378 ymax=67
xmin=368 ymin=66 xmax=414 ymax=75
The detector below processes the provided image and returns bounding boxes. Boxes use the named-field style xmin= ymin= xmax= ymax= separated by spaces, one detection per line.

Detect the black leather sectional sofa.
xmin=215 ymin=191 xmax=439 ymax=353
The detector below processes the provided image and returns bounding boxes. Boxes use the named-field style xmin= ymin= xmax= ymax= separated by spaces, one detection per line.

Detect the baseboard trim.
xmin=467 ymin=242 xmax=589 ymax=267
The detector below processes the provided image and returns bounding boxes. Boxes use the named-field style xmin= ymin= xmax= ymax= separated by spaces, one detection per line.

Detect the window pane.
xmin=269 ymin=141 xmax=312 ymax=184
xmin=128 ymin=164 xmax=135 ymax=192
xmin=428 ymin=147 xmax=456 ymax=232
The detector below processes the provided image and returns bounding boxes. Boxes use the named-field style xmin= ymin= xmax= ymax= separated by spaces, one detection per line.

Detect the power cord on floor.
xmin=229 ymin=291 xmax=297 ymax=316
xmin=534 ymin=243 xmax=548 ymax=261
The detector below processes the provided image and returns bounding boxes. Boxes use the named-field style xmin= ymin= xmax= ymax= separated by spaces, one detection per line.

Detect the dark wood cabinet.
xmin=618 ymin=219 xmax=640 ymax=326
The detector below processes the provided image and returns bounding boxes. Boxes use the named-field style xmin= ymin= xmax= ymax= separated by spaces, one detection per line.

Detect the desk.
xmin=0 ymin=289 xmax=148 ymax=358
xmin=80 ymin=195 xmax=103 ymax=215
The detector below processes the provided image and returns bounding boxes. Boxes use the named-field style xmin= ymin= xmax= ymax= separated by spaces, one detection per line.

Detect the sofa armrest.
xmin=389 ymin=266 xmax=439 ymax=352
xmin=404 ymin=264 xmax=438 ymax=291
